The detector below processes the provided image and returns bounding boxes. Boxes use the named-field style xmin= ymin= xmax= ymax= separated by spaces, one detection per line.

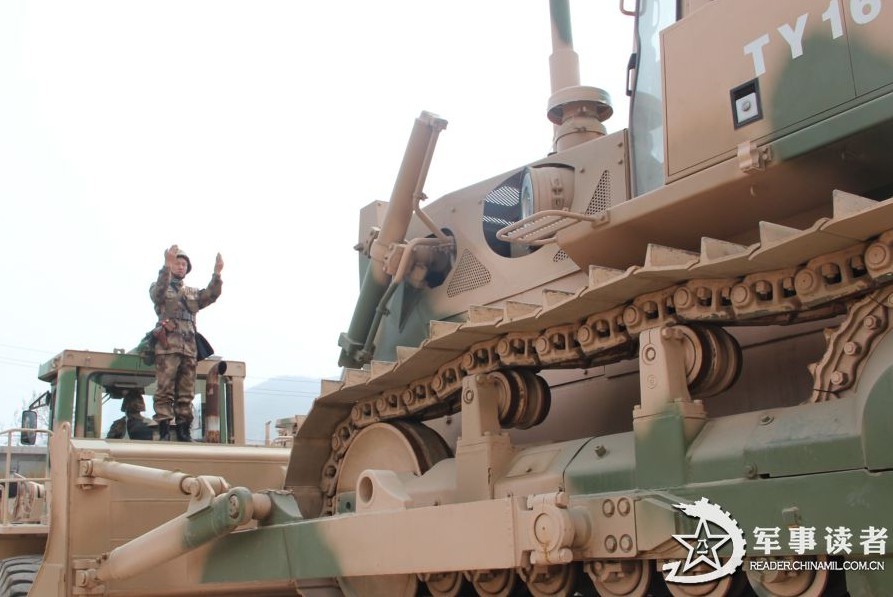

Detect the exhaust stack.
xmin=547 ymin=0 xmax=613 ymax=151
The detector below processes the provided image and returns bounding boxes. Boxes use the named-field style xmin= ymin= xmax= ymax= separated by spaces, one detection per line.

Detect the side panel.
xmin=662 ymin=0 xmax=893 ymax=180
xmin=663 ymin=0 xmax=860 ymax=178
xmin=848 ymin=0 xmax=893 ymax=94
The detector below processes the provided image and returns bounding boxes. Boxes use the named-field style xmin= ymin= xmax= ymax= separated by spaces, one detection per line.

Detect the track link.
xmin=290 ymin=190 xmax=893 ymax=515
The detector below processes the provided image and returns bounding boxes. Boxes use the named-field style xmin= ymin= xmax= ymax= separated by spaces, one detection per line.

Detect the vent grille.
xmin=585 ymin=170 xmax=612 ymax=215
xmin=553 ymin=250 xmax=570 ymax=262
xmin=483 ymin=171 xmax=524 ymax=257
xmin=447 ymin=250 xmax=492 ymax=297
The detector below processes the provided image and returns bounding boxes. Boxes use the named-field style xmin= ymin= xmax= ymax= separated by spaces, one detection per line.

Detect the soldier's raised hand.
xmin=214 ymin=253 xmax=224 ymax=275
xmin=165 ymin=244 xmax=180 ymax=268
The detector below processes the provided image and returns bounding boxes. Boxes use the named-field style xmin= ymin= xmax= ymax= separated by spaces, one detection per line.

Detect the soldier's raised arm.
xmin=150 ymin=245 xmax=178 ymax=304
xmin=197 ymin=252 xmax=223 ymax=309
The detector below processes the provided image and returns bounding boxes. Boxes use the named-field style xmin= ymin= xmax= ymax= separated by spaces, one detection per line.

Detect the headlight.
xmin=518 ymin=166 xmax=575 ymax=218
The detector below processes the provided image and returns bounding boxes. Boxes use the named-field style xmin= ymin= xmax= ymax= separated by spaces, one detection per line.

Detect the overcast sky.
xmin=0 ymin=1 xmax=633 ymax=428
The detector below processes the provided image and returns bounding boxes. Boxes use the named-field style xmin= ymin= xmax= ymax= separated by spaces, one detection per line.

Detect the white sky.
xmin=0 ymin=1 xmax=633 ymax=427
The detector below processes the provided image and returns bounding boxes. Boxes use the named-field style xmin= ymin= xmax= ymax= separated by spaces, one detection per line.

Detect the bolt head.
xmin=643 ymin=345 xmax=657 ymax=363
xmin=674 ymin=287 xmax=693 ymax=309
xmin=794 ymin=269 xmax=818 ymax=294
xmin=866 ymin=244 xmax=890 ymax=268
xmin=228 ymin=494 xmax=241 ymax=519
xmin=619 ymin=534 xmax=633 ymax=552
xmin=617 ymin=498 xmax=631 ymax=516
xmin=731 ymin=285 xmax=751 ymax=306
xmin=534 ymin=336 xmax=550 ymax=354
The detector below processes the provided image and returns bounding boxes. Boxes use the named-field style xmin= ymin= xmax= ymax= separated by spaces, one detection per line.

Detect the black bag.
xmin=137 ymin=331 xmax=157 ymax=366
xmin=195 ymin=332 xmax=214 ymax=361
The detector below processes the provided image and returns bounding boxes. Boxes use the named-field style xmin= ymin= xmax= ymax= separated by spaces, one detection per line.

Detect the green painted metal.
xmin=338 ymin=272 xmax=390 ymax=368
xmin=203 ymin=491 xmax=304 ymax=583
xmin=633 ymin=406 xmax=694 ymax=488
xmin=771 ymin=89 xmax=893 ymax=162
xmin=183 ymin=487 xmax=252 ymax=551
xmin=549 ymin=0 xmax=573 ymax=46
xmin=51 ymin=367 xmax=76 ymax=429
xmin=203 ymin=525 xmax=296 ymax=583
xmin=672 ymin=469 xmax=893 ymax=557
xmin=861 ymin=366 xmax=893 ymax=471
xmin=845 ymin=556 xmax=893 ymax=597
xmin=744 ymin=398 xmax=864 ymax=478
xmin=849 ymin=4 xmax=893 ymax=95
xmin=768 ymin=32 xmax=855 ymax=137
xmin=563 ymin=433 xmax=635 ymax=495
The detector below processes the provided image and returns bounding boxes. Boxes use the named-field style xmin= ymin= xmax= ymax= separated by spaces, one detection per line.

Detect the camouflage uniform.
xmin=106 ymin=392 xmax=154 ymax=440
xmin=150 ymin=262 xmax=222 ymax=427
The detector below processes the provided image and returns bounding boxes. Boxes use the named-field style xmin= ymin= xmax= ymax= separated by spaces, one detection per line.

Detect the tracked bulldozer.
xmin=8 ymin=0 xmax=893 ymax=595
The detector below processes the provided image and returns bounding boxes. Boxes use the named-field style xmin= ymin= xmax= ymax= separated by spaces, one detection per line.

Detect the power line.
xmin=244 ymin=375 xmax=325 ymax=384
xmin=0 ymin=342 xmax=56 ymax=355
xmin=246 ymin=389 xmax=319 ymax=398
xmin=0 ymin=357 xmax=41 ymax=369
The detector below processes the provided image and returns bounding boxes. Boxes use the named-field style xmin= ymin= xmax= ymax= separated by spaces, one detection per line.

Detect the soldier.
xmin=150 ymin=244 xmax=224 ymax=442
xmin=106 ymin=390 xmax=155 ymax=440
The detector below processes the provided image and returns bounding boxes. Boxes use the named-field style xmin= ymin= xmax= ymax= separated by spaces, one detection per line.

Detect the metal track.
xmin=294 ymin=191 xmax=893 ymax=515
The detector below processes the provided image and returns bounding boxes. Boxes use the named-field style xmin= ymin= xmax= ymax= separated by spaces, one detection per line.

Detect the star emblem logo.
xmin=672 ymin=517 xmax=731 ymax=573
xmin=662 ymin=498 xmax=747 ymax=585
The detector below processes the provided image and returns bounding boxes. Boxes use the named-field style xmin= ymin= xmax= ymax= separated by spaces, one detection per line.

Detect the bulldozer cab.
xmin=34 ymin=349 xmax=247 ymax=444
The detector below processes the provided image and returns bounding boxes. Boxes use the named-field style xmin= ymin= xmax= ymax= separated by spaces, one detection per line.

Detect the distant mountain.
xmin=244 ymin=375 xmax=320 ymax=444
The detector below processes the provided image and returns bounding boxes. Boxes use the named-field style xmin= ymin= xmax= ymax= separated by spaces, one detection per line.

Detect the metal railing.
xmin=0 ymin=428 xmax=52 ymax=529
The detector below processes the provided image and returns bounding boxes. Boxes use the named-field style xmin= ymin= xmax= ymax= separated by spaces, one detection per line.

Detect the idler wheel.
xmin=335 ymin=422 xmax=450 ymax=597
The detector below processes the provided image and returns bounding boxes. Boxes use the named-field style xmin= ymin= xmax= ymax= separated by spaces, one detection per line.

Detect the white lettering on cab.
xmin=743 ymin=0 xmax=883 ymax=78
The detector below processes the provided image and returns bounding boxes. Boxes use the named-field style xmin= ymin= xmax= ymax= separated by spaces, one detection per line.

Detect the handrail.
xmin=496 ymin=210 xmax=609 ymax=246
xmin=0 ymin=427 xmax=52 ymax=527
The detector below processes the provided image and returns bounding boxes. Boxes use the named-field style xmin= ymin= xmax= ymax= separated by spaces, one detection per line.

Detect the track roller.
xmin=585 ymin=559 xmax=653 ymax=597
xmin=521 ymin=563 xmax=580 ymax=596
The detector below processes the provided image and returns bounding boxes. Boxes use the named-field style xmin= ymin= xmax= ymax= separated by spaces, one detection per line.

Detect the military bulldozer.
xmin=10 ymin=0 xmax=893 ymax=594
xmin=0 ymin=349 xmax=290 ymax=595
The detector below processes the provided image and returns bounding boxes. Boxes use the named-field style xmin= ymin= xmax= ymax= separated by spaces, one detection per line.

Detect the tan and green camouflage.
xmin=149 ymin=263 xmax=222 ymax=359
xmin=149 ymin=257 xmax=222 ymax=425
xmin=105 ymin=391 xmax=154 ymax=440
xmin=6 ymin=0 xmax=893 ymax=595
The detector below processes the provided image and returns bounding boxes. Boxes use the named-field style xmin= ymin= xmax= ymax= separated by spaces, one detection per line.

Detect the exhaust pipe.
xmin=203 ymin=361 xmax=227 ymax=444
xmin=338 ymin=111 xmax=447 ymax=368
xmin=547 ymin=0 xmax=613 ymax=151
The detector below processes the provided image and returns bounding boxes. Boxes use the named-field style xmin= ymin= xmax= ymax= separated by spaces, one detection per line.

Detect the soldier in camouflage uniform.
xmin=150 ymin=244 xmax=224 ymax=441
xmin=106 ymin=390 xmax=155 ymax=440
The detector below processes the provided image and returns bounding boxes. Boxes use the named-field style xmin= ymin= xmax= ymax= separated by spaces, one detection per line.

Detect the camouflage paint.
xmin=770 ymin=42 xmax=893 ymax=162
xmin=549 ymin=0 xmax=573 ymax=46
xmin=182 ymin=487 xmax=253 ymax=551
xmin=633 ymin=405 xmax=695 ymax=488
xmin=51 ymin=367 xmax=75 ymax=428
xmin=861 ymin=367 xmax=893 ymax=470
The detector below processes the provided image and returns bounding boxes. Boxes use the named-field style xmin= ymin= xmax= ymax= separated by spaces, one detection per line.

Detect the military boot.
xmin=158 ymin=420 xmax=171 ymax=442
xmin=175 ymin=422 xmax=195 ymax=442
